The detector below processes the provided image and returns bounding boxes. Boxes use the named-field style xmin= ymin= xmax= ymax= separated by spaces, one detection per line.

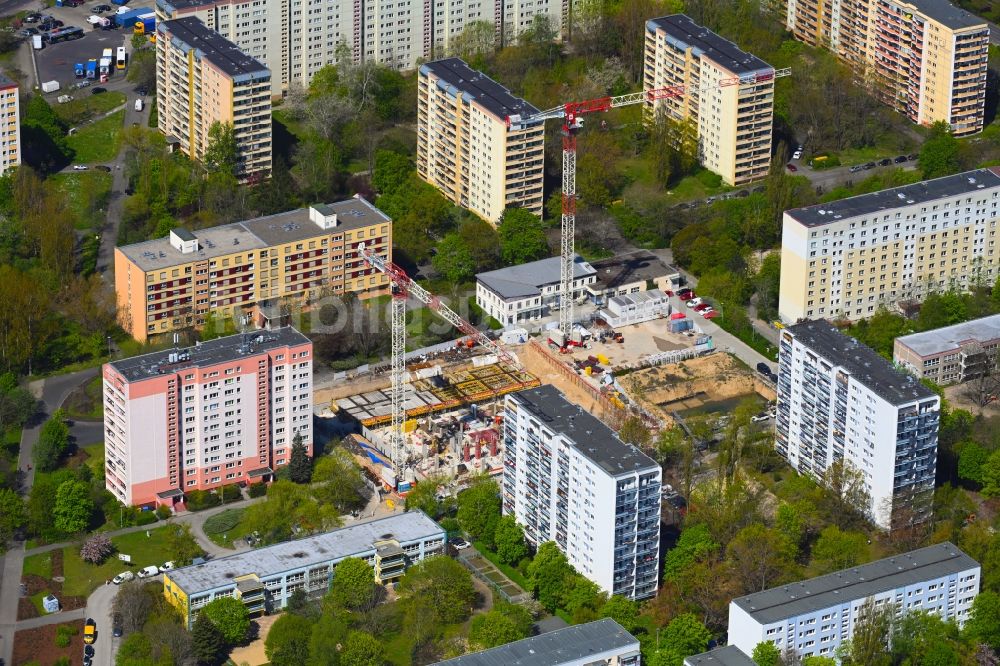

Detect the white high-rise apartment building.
xmin=102 ymin=327 xmax=313 ymax=507
xmin=156 ymin=0 xmax=566 ymax=96
xmin=776 ymin=321 xmax=939 ymax=529
xmin=503 ymin=386 xmax=661 ymax=600
xmin=0 ymin=73 xmax=19 ymax=174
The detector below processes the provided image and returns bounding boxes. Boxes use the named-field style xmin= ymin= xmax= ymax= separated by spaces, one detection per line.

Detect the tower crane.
xmin=507 ymin=67 xmax=791 ymax=338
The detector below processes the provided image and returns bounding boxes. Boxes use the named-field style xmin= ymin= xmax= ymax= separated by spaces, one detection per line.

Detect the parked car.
xmin=158 ymin=561 xmax=175 ymax=573
xmin=693 ymin=303 xmax=710 ymax=312
xmin=23 ymin=13 xmax=40 ymax=22
xmin=894 ymin=155 xmax=907 ymax=163
xmin=96 ymin=165 xmax=111 ymax=172
xmin=703 ymin=311 xmax=719 ymax=319
xmin=92 ymin=4 xmax=112 ymax=11
xmin=862 ymin=162 xmax=876 ymax=170
xmin=699 ymin=307 xmax=714 ymax=316
xmin=449 ymin=537 xmax=470 ymax=550
xmin=849 ymin=165 xmax=863 ymax=173
xmin=112 ymin=613 xmax=123 ymax=637
xmin=751 ymin=414 xmax=771 ymax=423
xmin=907 ymin=153 xmax=918 ymax=161
xmin=878 ymin=158 xmax=892 ymax=166
xmin=756 ymin=362 xmax=772 ymax=375
xmin=137 ymin=565 xmax=159 ymax=578
xmin=84 ymin=618 xmax=96 ymax=644
xmin=72 ymin=165 xmax=88 ymax=171
xmin=686 ymin=298 xmax=702 ymax=308
xmin=786 ymin=163 xmax=797 ymax=172
xmin=112 ymin=571 xmax=134 ymax=584
xmin=792 ymin=149 xmax=802 ymax=160
xmin=84 ymin=645 xmax=95 ymax=659
xmin=91 ymin=87 xmax=107 ymax=94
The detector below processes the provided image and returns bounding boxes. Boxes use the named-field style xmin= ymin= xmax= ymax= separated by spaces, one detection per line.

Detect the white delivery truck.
xmin=41 ymin=80 xmax=60 ymax=93
xmin=134 ymin=98 xmax=143 ymax=111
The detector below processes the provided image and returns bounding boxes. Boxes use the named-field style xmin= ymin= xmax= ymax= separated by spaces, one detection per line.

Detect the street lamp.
xmin=107 ymin=336 xmax=113 ymax=358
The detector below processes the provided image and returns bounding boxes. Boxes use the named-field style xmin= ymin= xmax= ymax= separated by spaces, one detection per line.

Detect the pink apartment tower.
xmin=103 ymin=327 xmax=313 ymax=507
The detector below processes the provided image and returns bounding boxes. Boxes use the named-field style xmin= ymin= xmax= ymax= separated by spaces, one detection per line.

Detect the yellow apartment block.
xmin=417 ymin=58 xmax=544 ymax=225
xmin=643 ymin=15 xmax=775 ymax=187
xmin=779 ymin=168 xmax=1000 ymax=324
xmin=786 ymin=0 xmax=988 ymax=136
xmin=114 ymin=198 xmax=392 ymax=342
xmin=156 ymin=17 xmax=272 ymax=180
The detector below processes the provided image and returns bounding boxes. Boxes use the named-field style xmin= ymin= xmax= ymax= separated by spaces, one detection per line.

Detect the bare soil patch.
xmin=13 ymin=619 xmax=86 ymax=666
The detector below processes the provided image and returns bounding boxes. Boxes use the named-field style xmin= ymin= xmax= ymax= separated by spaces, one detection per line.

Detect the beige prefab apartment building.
xmin=786 ymin=0 xmax=989 ymax=136
xmin=778 ymin=168 xmax=1000 ymax=324
xmin=643 ymin=15 xmax=776 ymax=187
xmin=156 ymin=18 xmax=272 ymax=180
xmin=114 ymin=198 xmax=392 ymax=342
xmin=417 ymin=58 xmax=544 ymax=224
xmin=0 ymin=73 xmax=19 ymax=174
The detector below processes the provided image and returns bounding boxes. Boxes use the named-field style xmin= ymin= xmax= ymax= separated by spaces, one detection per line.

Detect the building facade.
xmin=778 ymin=168 xmax=1000 ymax=324
xmin=156 ymin=18 xmax=272 ymax=180
xmin=503 ymin=386 xmax=661 ymax=600
xmin=785 ymin=0 xmax=988 ymax=135
xmin=0 ymin=73 xmax=19 ymax=174
xmin=728 ymin=542 xmax=980 ymax=661
xmin=114 ymin=198 xmax=392 ymax=343
xmin=418 ymin=58 xmax=544 ymax=223
xmin=476 ymin=255 xmax=596 ymax=327
xmin=103 ymin=327 xmax=313 ymax=507
xmin=894 ymin=314 xmax=1000 ymax=385
xmin=163 ymin=512 xmax=445 ymax=626
xmin=643 ymin=15 xmax=776 ymax=186
xmin=776 ymin=320 xmax=939 ymax=529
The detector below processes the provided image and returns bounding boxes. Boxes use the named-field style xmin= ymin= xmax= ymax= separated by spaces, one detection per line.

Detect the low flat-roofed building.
xmin=162 ymin=511 xmax=445 ymax=626
xmin=894 ymin=314 xmax=1000 ymax=385
xmin=587 ymin=251 xmax=680 ymax=305
xmin=432 ymin=618 xmax=641 ymax=666
xmin=684 ymin=646 xmax=757 ymax=666
xmin=476 ymin=255 xmax=596 ymax=328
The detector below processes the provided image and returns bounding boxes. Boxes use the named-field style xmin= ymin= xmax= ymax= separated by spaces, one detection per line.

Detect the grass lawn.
xmin=54 ymin=92 xmax=126 ymax=126
xmin=47 ymin=172 xmax=113 ymax=232
xmin=63 ymin=374 xmax=105 ymax=419
xmin=61 ymin=527 xmax=172 ymax=597
xmin=202 ymin=508 xmax=250 ymax=549
xmin=23 ymin=551 xmax=54 ymax=579
xmin=68 ymin=110 xmax=125 ymax=163
xmin=82 ymin=443 xmax=104 ymax=477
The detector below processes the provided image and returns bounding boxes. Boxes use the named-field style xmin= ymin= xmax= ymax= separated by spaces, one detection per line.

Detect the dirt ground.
xmin=944 ymin=382 xmax=1000 ymax=418
xmin=516 ymin=342 xmax=623 ymax=425
xmin=13 ymin=619 xmax=86 ymax=666
xmin=229 ymin=614 xmax=280 ymax=666
xmin=564 ymin=319 xmax=693 ymax=369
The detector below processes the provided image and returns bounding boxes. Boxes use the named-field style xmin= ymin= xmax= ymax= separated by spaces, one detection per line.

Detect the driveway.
xmin=786 ymin=158 xmax=918 ymax=192
xmin=85 ymin=581 xmax=118 ymax=666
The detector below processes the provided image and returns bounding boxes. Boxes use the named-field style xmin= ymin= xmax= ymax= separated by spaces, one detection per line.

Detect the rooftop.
xmin=0 ymin=71 xmax=17 ymax=89
xmin=477 ymin=255 xmax=595 ymax=300
xmin=433 ymin=619 xmax=639 ymax=666
xmin=510 ymin=385 xmax=659 ymax=477
xmin=590 ymin=251 xmax=679 ymax=291
xmin=158 ymin=17 xmax=268 ymax=80
xmin=895 ymin=314 xmax=1000 ymax=357
xmin=647 ymin=15 xmax=772 ymax=76
xmin=168 ymin=512 xmax=444 ymax=595
xmin=108 ymin=327 xmax=310 ymax=382
xmin=902 ymin=0 xmax=987 ymax=30
xmin=732 ymin=542 xmax=979 ymax=624
xmin=786 ymin=168 xmax=1000 ymax=227
xmin=420 ymin=58 xmax=540 ymax=122
xmin=684 ymin=646 xmax=758 ymax=666
xmin=787 ymin=320 xmax=936 ymax=406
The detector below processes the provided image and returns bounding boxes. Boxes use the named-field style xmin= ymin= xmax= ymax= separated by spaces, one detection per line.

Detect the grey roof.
xmin=895 ymin=314 xmax=1000 ymax=357
xmin=787 ymin=320 xmax=936 ymax=406
xmin=109 ymin=327 xmax=310 ymax=383
xmin=156 ymin=0 xmax=212 ymax=15
xmin=685 ymin=646 xmax=758 ymax=666
xmin=905 ymin=0 xmax=987 ymax=30
xmin=0 ymin=71 xmax=17 ymax=89
xmin=419 ymin=58 xmax=540 ymax=121
xmin=509 ymin=385 xmax=659 ymax=477
xmin=732 ymin=542 xmax=979 ymax=624
xmin=787 ymin=168 xmax=1000 ymax=227
xmin=590 ymin=251 xmax=679 ymax=291
xmin=172 ymin=227 xmax=196 ymax=242
xmin=119 ymin=198 xmax=390 ymax=271
xmin=158 ymin=17 xmax=269 ymax=80
xmin=433 ymin=619 xmax=639 ymax=666
xmin=646 ymin=15 xmax=772 ymax=76
xmin=168 ymin=512 xmax=445 ymax=596
xmin=477 ymin=255 xmax=595 ymax=300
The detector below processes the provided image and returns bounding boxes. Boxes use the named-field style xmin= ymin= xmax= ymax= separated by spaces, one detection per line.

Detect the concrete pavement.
xmin=85 ymin=581 xmax=118 ymax=666
xmin=13 ymin=608 xmax=87 ymax=631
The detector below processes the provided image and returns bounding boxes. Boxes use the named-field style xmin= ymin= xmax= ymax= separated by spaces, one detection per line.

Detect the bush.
xmin=219 ymin=484 xmax=241 ymax=502
xmin=80 ymin=533 xmax=113 ymax=564
xmin=54 ymin=658 xmax=70 ymax=666
xmin=155 ymin=505 xmax=171 ymax=520
xmin=135 ymin=510 xmax=158 ymax=526
xmin=248 ymin=483 xmax=267 ymax=498
xmin=186 ymin=489 xmax=221 ymax=512
xmin=54 ymin=625 xmax=75 ymax=648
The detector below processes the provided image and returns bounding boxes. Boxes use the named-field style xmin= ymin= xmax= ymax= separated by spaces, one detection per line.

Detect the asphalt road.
xmin=86 ymin=581 xmax=119 ymax=666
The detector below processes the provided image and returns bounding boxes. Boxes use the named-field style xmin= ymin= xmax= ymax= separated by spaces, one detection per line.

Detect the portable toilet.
xmin=74 ymin=62 xmax=84 ymax=77
xmin=42 ymin=594 xmax=60 ymax=613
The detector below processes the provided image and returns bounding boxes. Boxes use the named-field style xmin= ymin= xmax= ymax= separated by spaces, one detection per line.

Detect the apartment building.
xmin=155 ymin=0 xmax=565 ymax=95
xmin=476 ymin=255 xmax=596 ymax=327
xmin=684 ymin=646 xmax=757 ymax=666
xmin=156 ymin=17 xmax=272 ymax=179
xmin=103 ymin=327 xmax=313 ymax=507
xmin=786 ymin=0 xmax=988 ymax=135
xmin=163 ymin=512 xmax=445 ymax=626
xmin=433 ymin=619 xmax=641 ymax=666
xmin=778 ymin=168 xmax=1000 ymax=324
xmin=776 ymin=320 xmax=939 ymax=529
xmin=114 ymin=197 xmax=392 ymax=343
xmin=418 ymin=58 xmax=544 ymax=223
xmin=729 ymin=542 xmax=980 ymax=661
xmin=643 ymin=15 xmax=776 ymax=186
xmin=503 ymin=386 xmax=661 ymax=600
xmin=0 ymin=73 xmax=19 ymax=174
xmin=894 ymin=314 xmax=1000 ymax=385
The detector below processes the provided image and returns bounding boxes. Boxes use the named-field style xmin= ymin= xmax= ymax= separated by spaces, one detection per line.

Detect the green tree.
xmin=397 ymin=555 xmax=476 ymax=625
xmin=372 ymin=150 xmax=412 ymax=194
xmin=53 ymin=479 xmax=93 ymax=533
xmin=498 ymin=208 xmax=549 ymax=265
xmin=328 ymin=557 xmax=376 ymax=611
xmin=311 ymin=449 xmax=368 ymax=512
xmin=752 ymin=641 xmax=782 ymax=666
xmin=432 ymin=232 xmax=477 ymax=283
xmin=980 ymin=449 xmax=1000 ymax=497
xmin=811 ymin=526 xmax=869 ymax=574
xmin=203 ymin=122 xmax=239 ymax=176
xmin=891 ymin=611 xmax=968 ymax=666
xmin=456 ymin=476 xmax=501 ymax=547
xmin=493 ymin=514 xmax=528 ymax=565
xmin=340 ymin=631 xmax=383 ymax=666
xmin=191 ymin=614 xmax=227 ymax=666
xmin=286 ymin=588 xmax=309 ymax=614
xmin=265 ymin=613 xmax=313 ymax=666
xmin=650 ymin=613 xmax=712 ymax=666
xmin=563 ymin=575 xmax=605 ymax=623
xmin=165 ymin=523 xmax=204 ymax=565
xmin=288 ymin=433 xmax=312 ymax=484
xmin=599 ymin=595 xmax=639 ymax=633
xmin=958 ymin=443 xmax=989 ymax=486
xmin=307 ymin=609 xmax=349 ymax=666
xmin=404 ymin=476 xmax=445 ymax=518
xmin=662 ymin=523 xmax=719 ymax=582
xmin=618 ymin=416 xmax=651 ymax=449
xmin=21 ymin=95 xmax=72 ymax=172
xmin=527 ymin=541 xmax=574 ymax=612
xmin=726 ymin=524 xmax=795 ymax=594
xmin=801 ymin=658 xmax=836 ymax=666
xmin=0 ymin=487 xmax=26 ymax=549
xmin=918 ymin=122 xmax=961 ymax=179
xmin=457 ymin=216 xmax=501 ymax=271
xmin=34 ymin=409 xmax=71 ymax=472
xmin=200 ymin=596 xmax=251 ymax=644
xmin=840 ymin=598 xmax=893 ymax=666
xmin=469 ymin=610 xmax=526 ymax=649
xmin=965 ymin=590 xmax=1000 ymax=651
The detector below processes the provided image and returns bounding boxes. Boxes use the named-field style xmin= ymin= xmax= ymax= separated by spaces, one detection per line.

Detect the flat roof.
xmin=510 ymin=385 xmax=659 ymax=477
xmin=590 ymin=251 xmax=678 ymax=291
xmin=477 ymin=255 xmax=595 ymax=300
xmin=901 ymin=0 xmax=987 ymax=30
xmin=119 ymin=198 xmax=390 ymax=271
xmin=433 ymin=619 xmax=639 ymax=666
xmin=109 ymin=327 xmax=310 ymax=382
xmin=684 ymin=646 xmax=757 ymax=666
xmin=646 ymin=15 xmax=772 ymax=76
xmin=168 ymin=512 xmax=444 ymax=596
xmin=787 ymin=320 xmax=936 ymax=406
xmin=895 ymin=314 xmax=1000 ymax=357
xmin=419 ymin=58 xmax=540 ymax=121
xmin=787 ymin=168 xmax=1000 ymax=227
xmin=159 ymin=17 xmax=268 ymax=80
xmin=732 ymin=542 xmax=979 ymax=624
xmin=0 ymin=71 xmax=17 ymax=90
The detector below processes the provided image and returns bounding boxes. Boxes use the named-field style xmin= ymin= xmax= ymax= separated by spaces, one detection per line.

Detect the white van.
xmin=134 ymin=98 xmax=143 ymax=112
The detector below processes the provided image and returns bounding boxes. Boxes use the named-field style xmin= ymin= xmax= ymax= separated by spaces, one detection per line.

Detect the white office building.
xmin=503 ymin=386 xmax=661 ymax=600
xmin=476 ymin=255 xmax=596 ymax=327
xmin=728 ymin=542 xmax=981 ymax=661
xmin=776 ymin=321 xmax=940 ymax=530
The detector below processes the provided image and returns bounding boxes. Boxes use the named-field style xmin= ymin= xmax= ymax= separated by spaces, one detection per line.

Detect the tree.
xmin=165 ymin=523 xmax=204 ymax=565
xmin=498 ymin=208 xmax=549 ymax=265
xmin=288 ymin=433 xmax=312 ymax=484
xmin=600 ymin=595 xmax=639 ymax=633
xmin=432 ymin=232 xmax=477 ymax=283
xmin=958 ymin=443 xmax=990 ymax=486
xmin=192 ymin=615 xmax=227 ymax=666
xmin=265 ymin=613 xmax=313 ymax=666
xmin=0 ymin=488 xmax=26 ymax=549
xmin=203 ymin=122 xmax=239 ymax=176
xmin=892 ymin=610 xmax=969 ymax=666
xmin=527 ymin=541 xmax=574 ymax=612
xmin=919 ymin=122 xmax=961 ymax=179
xmin=328 ymin=557 xmax=376 ymax=611
xmin=811 ymin=526 xmax=869 ymax=574
xmin=494 ymin=515 xmax=528 ymax=565
xmin=340 ymin=631 xmax=384 ymax=666
xmin=53 ymin=479 xmax=93 ymax=533
xmin=80 ymin=533 xmax=113 ymax=564
xmin=113 ymin=581 xmax=154 ymax=635
xmin=966 ymin=591 xmax=1000 ymax=651
xmin=650 ymin=613 xmax=712 ymax=666
xmin=980 ymin=449 xmax=1000 ymax=498
xmin=397 ymin=556 xmax=476 ymax=625
xmin=618 ymin=416 xmax=651 ymax=449
xmin=286 ymin=588 xmax=309 ymax=614
xmin=840 ymin=598 xmax=893 ymax=666
xmin=726 ymin=524 xmax=796 ymax=594
xmin=404 ymin=476 xmax=445 ymax=518
xmin=200 ymin=596 xmax=251 ymax=644
xmin=34 ymin=410 xmax=71 ymax=472
xmin=469 ymin=610 xmax=526 ymax=649
xmin=663 ymin=523 xmax=719 ymax=582
xmin=752 ymin=641 xmax=782 ymax=666
xmin=311 ymin=449 xmax=368 ymax=512
xmin=822 ymin=459 xmax=872 ymax=528
xmin=457 ymin=216 xmax=501 ymax=271
xmin=456 ymin=476 xmax=501 ymax=547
